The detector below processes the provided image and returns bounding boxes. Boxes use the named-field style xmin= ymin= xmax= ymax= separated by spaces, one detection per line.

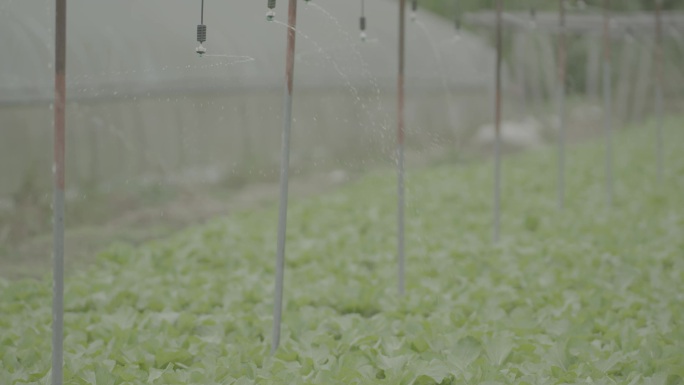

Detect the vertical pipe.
xmin=397 ymin=0 xmax=406 ymax=295
xmin=272 ymin=0 xmax=298 ymax=355
xmin=454 ymin=0 xmax=460 ymax=31
xmin=52 ymin=0 xmax=66 ymax=384
xmin=603 ymin=0 xmax=613 ymax=206
xmin=493 ymin=0 xmax=502 ymax=243
xmin=557 ymin=0 xmax=567 ymax=210
xmin=654 ymin=0 xmax=664 ymax=183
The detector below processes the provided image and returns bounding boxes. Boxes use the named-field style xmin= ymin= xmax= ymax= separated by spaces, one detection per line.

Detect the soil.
xmin=0 ymin=169 xmax=357 ymax=281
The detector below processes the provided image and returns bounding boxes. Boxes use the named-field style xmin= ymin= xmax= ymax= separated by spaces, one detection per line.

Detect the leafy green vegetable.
xmin=1 ymin=117 xmax=683 ymax=384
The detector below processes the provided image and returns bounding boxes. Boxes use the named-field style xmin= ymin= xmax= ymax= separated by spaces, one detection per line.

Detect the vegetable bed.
xmin=2 ymin=118 xmax=683 ymax=384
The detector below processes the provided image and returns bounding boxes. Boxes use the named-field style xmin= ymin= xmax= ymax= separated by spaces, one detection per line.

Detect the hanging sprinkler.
xmin=196 ymin=0 xmax=207 ymax=55
xmin=453 ymin=0 xmax=462 ymax=40
xmin=267 ymin=0 xmax=276 ymax=21
xmin=360 ymin=16 xmax=367 ymax=41
xmin=360 ymin=0 xmax=367 ymax=41
xmin=410 ymin=0 xmax=418 ymax=22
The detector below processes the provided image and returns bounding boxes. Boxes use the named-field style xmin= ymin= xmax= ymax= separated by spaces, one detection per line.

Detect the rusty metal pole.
xmin=272 ymin=0 xmax=298 ymax=355
xmin=397 ymin=0 xmax=406 ymax=295
xmin=603 ymin=0 xmax=613 ymax=205
xmin=654 ymin=0 xmax=664 ymax=183
xmin=557 ymin=0 xmax=567 ymax=210
xmin=52 ymin=0 xmax=67 ymax=384
xmin=493 ymin=0 xmax=502 ymax=243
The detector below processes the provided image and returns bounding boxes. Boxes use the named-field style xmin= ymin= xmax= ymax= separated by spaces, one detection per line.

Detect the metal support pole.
xmin=272 ymin=0 xmax=298 ymax=355
xmin=493 ymin=0 xmax=502 ymax=243
xmin=397 ymin=0 xmax=406 ymax=295
xmin=654 ymin=0 xmax=664 ymax=183
xmin=52 ymin=0 xmax=67 ymax=384
xmin=603 ymin=0 xmax=613 ymax=205
xmin=557 ymin=0 xmax=567 ymax=210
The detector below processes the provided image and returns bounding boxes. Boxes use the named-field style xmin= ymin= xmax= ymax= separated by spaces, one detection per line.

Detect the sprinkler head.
xmin=196 ymin=44 xmax=207 ymax=56
xmin=359 ymin=17 xmax=366 ymax=41
xmin=196 ymin=24 xmax=207 ymax=55
xmin=267 ymin=0 xmax=276 ymax=20
xmin=410 ymin=11 xmax=417 ymax=22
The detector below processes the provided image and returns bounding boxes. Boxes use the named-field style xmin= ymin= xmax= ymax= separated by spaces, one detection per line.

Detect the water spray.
xmin=360 ymin=0 xmax=367 ymax=41
xmin=196 ymin=0 xmax=207 ymax=55
xmin=410 ymin=0 xmax=417 ymax=22
xmin=267 ymin=0 xmax=276 ymax=21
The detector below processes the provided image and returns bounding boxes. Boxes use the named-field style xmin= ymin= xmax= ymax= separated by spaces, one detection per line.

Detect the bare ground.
xmin=0 ymin=169 xmax=358 ymax=281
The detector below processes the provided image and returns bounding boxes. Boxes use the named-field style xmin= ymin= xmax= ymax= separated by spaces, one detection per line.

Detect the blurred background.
xmin=1 ymin=0 xmax=682 ymax=279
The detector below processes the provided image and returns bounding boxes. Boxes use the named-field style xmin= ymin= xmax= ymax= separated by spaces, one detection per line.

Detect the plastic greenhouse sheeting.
xmin=0 ymin=0 xmax=496 ymax=105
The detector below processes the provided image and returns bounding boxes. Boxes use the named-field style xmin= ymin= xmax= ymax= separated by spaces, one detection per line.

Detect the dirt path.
xmin=0 ymin=169 xmax=356 ymax=280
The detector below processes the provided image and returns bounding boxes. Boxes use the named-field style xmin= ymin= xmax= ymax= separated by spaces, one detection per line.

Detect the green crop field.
xmin=1 ymin=117 xmax=683 ymax=384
